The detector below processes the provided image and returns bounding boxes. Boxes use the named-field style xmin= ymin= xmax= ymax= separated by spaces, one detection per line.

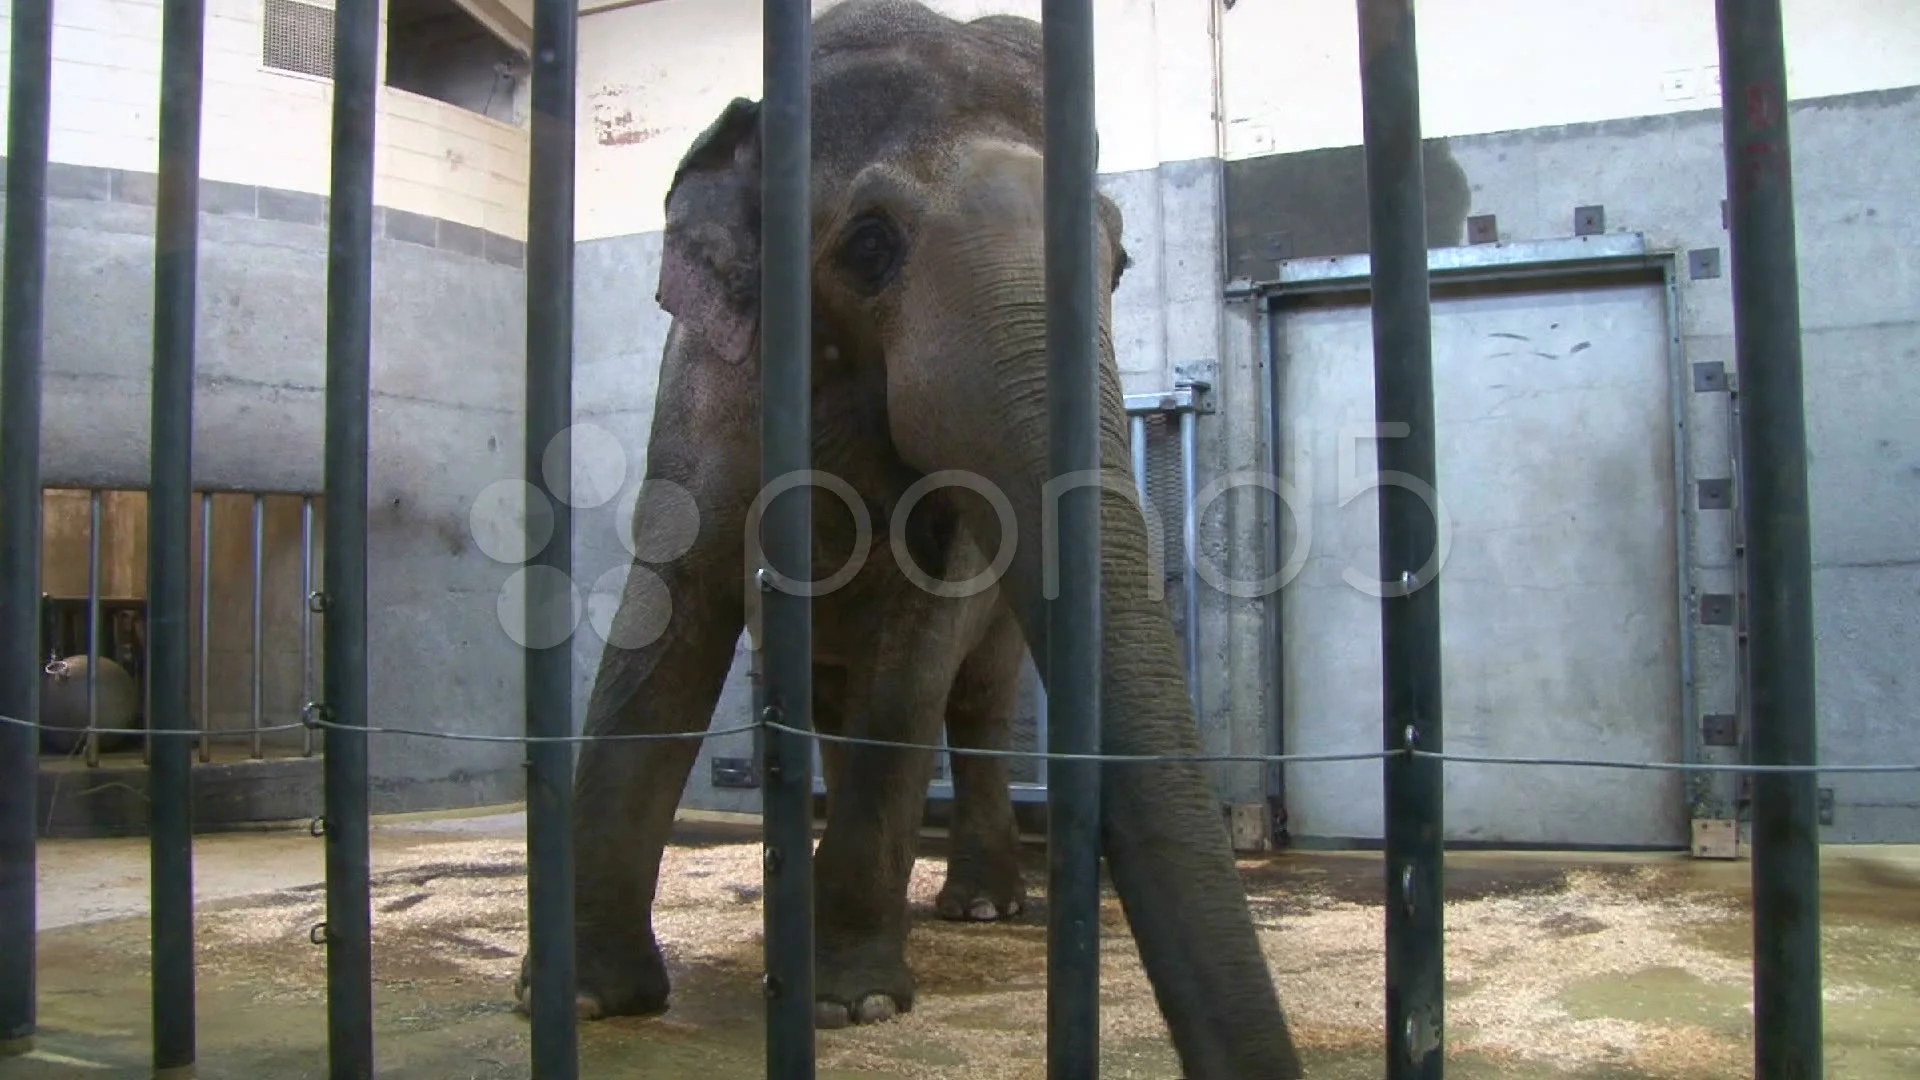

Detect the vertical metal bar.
xmin=1178 ymin=409 xmax=1202 ymax=717
xmin=198 ymin=492 xmax=211 ymax=763
xmin=323 ymin=0 xmax=379 ymax=1075
xmin=301 ymin=496 xmax=315 ymax=758
xmin=249 ymin=492 xmax=265 ymax=759
xmin=148 ymin=0 xmax=208 ymax=1072
xmin=1043 ymin=0 xmax=1103 ymax=1074
xmin=1033 ymin=665 xmax=1049 ymax=790
xmin=1129 ymin=415 xmax=1148 ymax=496
xmin=1714 ymin=2 xmax=1822 ymax=1076
xmin=1356 ymin=1 xmax=1444 ymax=1077
xmin=0 ymin=0 xmax=54 ymax=1054
xmin=86 ymin=490 xmax=103 ymax=767
xmin=760 ymin=1 xmax=815 ymax=1077
xmin=525 ymin=0 xmax=580 ymax=1076
xmin=1260 ymin=299 xmax=1287 ymax=810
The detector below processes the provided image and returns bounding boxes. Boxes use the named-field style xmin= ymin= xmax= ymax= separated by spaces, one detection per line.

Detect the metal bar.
xmin=1129 ymin=415 xmax=1149 ymax=496
xmin=1033 ymin=672 xmax=1049 ymax=789
xmin=1178 ymin=408 xmax=1202 ymax=717
xmin=1355 ymin=2 xmax=1444 ymax=1077
xmin=524 ymin=0 xmax=581 ymax=1075
xmin=1257 ymin=232 xmax=1653 ymax=294
xmin=760 ymin=1 xmax=816 ymax=1076
xmin=322 ymin=0 xmax=380 ymax=1073
xmin=198 ymin=492 xmax=211 ymax=762
xmin=86 ymin=490 xmax=103 ymax=767
xmin=148 ymin=0 xmax=208 ymax=1071
xmin=1123 ymin=386 xmax=1206 ymax=415
xmin=301 ymin=496 xmax=315 ymax=757
xmin=250 ymin=492 xmax=265 ymax=759
xmin=1042 ymin=0 xmax=1103 ymax=1074
xmin=1659 ymin=260 xmax=1704 ymax=814
xmin=0 ymin=0 xmax=54 ymax=1053
xmin=1260 ymin=298 xmax=1287 ymax=813
xmin=1714 ymin=2 xmax=1822 ymax=1075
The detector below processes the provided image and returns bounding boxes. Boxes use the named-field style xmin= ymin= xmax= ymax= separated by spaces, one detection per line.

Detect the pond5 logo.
xmin=465 ymin=423 xmax=701 ymax=652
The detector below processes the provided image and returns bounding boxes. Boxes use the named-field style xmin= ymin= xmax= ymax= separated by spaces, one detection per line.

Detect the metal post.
xmin=1714 ymin=2 xmax=1822 ymax=1076
xmin=1356 ymin=1 xmax=1444 ymax=1077
xmin=148 ymin=0 xmax=208 ymax=1072
xmin=1042 ymin=0 xmax=1103 ymax=1074
xmin=301 ymin=496 xmax=315 ymax=758
xmin=198 ymin=492 xmax=212 ymax=762
xmin=760 ymin=2 xmax=815 ymax=1077
xmin=1129 ymin=415 xmax=1148 ymax=496
xmin=1178 ymin=408 xmax=1202 ymax=717
xmin=86 ymin=490 xmax=103 ymax=767
xmin=524 ymin=0 xmax=580 ymax=1076
xmin=0 ymin=0 xmax=54 ymax=1054
xmin=250 ymin=492 xmax=265 ymax=759
xmin=323 ymin=0 xmax=379 ymax=1075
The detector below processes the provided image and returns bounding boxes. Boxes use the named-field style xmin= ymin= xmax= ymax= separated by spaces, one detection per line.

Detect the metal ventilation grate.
xmin=263 ymin=0 xmax=336 ymax=79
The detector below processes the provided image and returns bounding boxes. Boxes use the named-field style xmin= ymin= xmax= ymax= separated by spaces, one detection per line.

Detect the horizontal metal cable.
xmin=6 ymin=710 xmax=1917 ymax=773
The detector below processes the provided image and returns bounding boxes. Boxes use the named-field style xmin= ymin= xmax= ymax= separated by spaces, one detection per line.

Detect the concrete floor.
xmin=2 ymin=807 xmax=1917 ymax=1079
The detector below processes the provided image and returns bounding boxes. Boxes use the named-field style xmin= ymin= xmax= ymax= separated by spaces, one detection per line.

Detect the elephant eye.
xmin=837 ymin=213 xmax=902 ymax=293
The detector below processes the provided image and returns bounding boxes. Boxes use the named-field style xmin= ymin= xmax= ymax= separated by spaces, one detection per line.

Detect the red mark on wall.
xmin=589 ymin=84 xmax=665 ymax=147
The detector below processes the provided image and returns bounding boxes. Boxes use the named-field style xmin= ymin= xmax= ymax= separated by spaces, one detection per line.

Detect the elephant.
xmin=517 ymin=1 xmax=1304 ymax=1075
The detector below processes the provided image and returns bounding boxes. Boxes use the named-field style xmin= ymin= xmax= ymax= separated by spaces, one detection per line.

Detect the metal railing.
xmin=0 ymin=1 xmax=1844 ymax=1079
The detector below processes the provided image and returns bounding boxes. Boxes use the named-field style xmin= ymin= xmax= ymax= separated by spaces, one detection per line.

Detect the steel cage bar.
xmin=1714 ymin=1 xmax=1824 ymax=1076
xmin=321 ymin=0 xmax=380 ymax=1075
xmin=1355 ymin=1 xmax=1446 ymax=1077
xmin=0 ymin=0 xmax=54 ymax=1056
xmin=523 ymin=0 xmax=583 ymax=1076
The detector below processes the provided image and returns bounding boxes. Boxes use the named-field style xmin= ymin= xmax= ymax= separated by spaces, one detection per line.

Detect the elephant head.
xmin=652 ymin=1 xmax=1302 ymax=1075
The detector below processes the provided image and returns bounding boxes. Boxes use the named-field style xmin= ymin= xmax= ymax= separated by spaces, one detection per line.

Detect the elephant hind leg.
xmin=936 ymin=605 xmax=1029 ymax=923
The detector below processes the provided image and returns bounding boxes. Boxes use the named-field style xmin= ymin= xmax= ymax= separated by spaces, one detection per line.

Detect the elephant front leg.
xmin=807 ymin=631 xmax=952 ymax=1028
xmin=513 ymin=520 xmax=747 ymax=1020
xmin=936 ymin=608 xmax=1029 ymax=923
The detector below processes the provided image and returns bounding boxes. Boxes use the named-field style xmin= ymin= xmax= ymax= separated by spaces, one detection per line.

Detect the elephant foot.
xmin=813 ymin=938 xmax=916 ymax=1029
xmin=935 ymin=866 xmax=1026 ymax=922
xmin=513 ymin=928 xmax=670 ymax=1022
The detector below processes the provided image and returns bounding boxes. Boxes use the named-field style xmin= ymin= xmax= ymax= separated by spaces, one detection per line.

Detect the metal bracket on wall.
xmin=1698 ymin=592 xmax=1736 ymax=626
xmin=1692 ymin=361 xmax=1729 ymax=393
xmin=1688 ymin=247 xmax=1722 ymax=280
xmin=711 ymin=757 xmax=761 ymax=790
xmin=1817 ymin=787 xmax=1835 ymax=827
xmin=1701 ymin=713 xmax=1739 ymax=748
xmin=1697 ymin=478 xmax=1735 ymax=510
xmin=1574 ymin=204 xmax=1606 ymax=236
xmin=1467 ymin=213 xmax=1498 ymax=244
xmin=1125 ymin=379 xmax=1216 ymax=416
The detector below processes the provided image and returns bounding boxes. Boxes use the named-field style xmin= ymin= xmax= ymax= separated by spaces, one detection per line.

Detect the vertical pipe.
xmin=301 ymin=496 xmax=315 ymax=758
xmin=249 ymin=493 xmax=265 ymax=760
xmin=760 ymin=2 xmax=816 ymax=1077
xmin=1714 ymin=2 xmax=1822 ymax=1076
xmin=1129 ymin=415 xmax=1148 ymax=496
xmin=1178 ymin=408 xmax=1202 ymax=718
xmin=323 ymin=0 xmax=379 ymax=1075
xmin=1355 ymin=2 xmax=1444 ymax=1077
xmin=86 ymin=490 xmax=103 ymax=767
xmin=1261 ymin=300 xmax=1288 ymax=809
xmin=197 ymin=493 xmax=212 ymax=762
xmin=524 ymin=0 xmax=580 ymax=1076
xmin=1042 ymin=0 xmax=1103 ymax=1074
xmin=148 ymin=0 xmax=208 ymax=1072
xmin=0 ymin=0 xmax=53 ymax=1054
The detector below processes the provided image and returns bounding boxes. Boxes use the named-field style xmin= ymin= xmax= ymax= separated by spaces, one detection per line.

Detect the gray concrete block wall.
xmin=4 ymin=163 xmax=533 ymax=814
xmin=1224 ymin=85 xmax=1920 ymax=843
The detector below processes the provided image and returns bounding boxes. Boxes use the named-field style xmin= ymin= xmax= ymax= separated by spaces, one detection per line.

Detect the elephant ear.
xmin=656 ymin=96 xmax=764 ymax=365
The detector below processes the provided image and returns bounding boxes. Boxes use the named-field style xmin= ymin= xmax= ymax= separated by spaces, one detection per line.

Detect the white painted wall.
xmin=0 ymin=0 xmax=531 ymax=237
xmin=1222 ymin=0 xmax=1920 ymax=159
xmin=575 ymin=0 xmax=1225 ymax=240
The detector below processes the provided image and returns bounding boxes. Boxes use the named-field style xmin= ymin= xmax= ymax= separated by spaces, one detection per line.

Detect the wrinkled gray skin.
xmin=514 ymin=2 xmax=1302 ymax=1075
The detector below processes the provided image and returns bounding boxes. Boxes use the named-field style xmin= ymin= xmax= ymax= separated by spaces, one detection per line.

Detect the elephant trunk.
xmin=889 ymin=215 xmax=1303 ymax=1075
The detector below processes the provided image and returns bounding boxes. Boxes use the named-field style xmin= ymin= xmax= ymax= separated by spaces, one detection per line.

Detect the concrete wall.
xmin=4 ymin=156 xmax=532 ymax=813
xmin=0 ymin=0 xmax=531 ymax=237
xmin=1218 ymin=2 xmax=1920 ymax=843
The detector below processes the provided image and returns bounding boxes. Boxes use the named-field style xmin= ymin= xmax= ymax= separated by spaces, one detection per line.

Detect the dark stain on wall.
xmin=1222 ymin=139 xmax=1472 ymax=280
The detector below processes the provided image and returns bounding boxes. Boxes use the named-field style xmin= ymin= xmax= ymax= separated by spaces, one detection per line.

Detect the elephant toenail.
xmin=853 ymin=994 xmax=896 ymax=1024
xmin=814 ymin=1001 xmax=851 ymax=1029
xmin=576 ymin=993 xmax=605 ymax=1021
xmin=969 ymin=899 xmax=998 ymax=920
